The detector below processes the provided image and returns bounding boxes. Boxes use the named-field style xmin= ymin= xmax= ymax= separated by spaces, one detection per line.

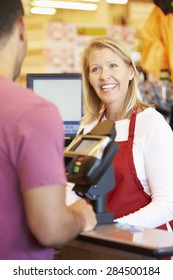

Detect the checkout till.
xmin=62 ymin=121 xmax=173 ymax=260
xmin=65 ymin=120 xmax=119 ymax=225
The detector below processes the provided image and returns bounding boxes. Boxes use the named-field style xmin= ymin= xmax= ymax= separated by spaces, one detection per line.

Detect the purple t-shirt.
xmin=0 ymin=77 xmax=66 ymax=259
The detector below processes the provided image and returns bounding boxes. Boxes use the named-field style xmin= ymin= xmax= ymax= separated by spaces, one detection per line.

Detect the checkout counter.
xmin=56 ymin=224 xmax=173 ymax=260
xmin=59 ymin=120 xmax=173 ymax=260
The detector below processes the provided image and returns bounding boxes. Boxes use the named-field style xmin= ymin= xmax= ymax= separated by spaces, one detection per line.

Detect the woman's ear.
xmin=129 ymin=66 xmax=135 ymax=81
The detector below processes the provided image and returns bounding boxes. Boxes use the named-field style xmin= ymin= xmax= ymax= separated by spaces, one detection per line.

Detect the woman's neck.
xmin=105 ymin=106 xmax=124 ymax=121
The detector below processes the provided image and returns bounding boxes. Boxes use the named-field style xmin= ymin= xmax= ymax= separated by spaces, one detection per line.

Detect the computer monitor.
xmin=26 ymin=73 xmax=83 ymax=139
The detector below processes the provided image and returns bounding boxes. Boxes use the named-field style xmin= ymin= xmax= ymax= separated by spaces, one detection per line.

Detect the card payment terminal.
xmin=64 ymin=120 xmax=119 ymax=224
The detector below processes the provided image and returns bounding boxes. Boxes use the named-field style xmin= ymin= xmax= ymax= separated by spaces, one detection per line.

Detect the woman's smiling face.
xmin=88 ymin=47 xmax=134 ymax=108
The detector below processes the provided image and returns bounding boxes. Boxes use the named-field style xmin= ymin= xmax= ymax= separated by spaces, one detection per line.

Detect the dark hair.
xmin=154 ymin=0 xmax=173 ymax=15
xmin=0 ymin=0 xmax=24 ymax=39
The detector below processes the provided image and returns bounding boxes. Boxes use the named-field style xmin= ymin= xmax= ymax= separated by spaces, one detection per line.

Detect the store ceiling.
xmin=22 ymin=0 xmax=154 ymax=16
xmin=22 ymin=0 xmax=154 ymax=10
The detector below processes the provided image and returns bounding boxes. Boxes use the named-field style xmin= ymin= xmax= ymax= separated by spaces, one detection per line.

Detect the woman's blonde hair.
xmin=81 ymin=35 xmax=152 ymax=124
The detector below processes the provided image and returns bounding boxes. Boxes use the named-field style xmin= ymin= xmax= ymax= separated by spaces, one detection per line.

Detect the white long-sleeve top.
xmin=77 ymin=108 xmax=173 ymax=229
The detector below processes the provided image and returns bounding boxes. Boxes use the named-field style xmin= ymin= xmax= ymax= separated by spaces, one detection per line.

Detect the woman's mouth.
xmin=100 ymin=84 xmax=117 ymax=92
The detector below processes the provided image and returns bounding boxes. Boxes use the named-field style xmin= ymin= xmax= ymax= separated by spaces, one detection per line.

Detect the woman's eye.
xmin=110 ymin=63 xmax=117 ymax=68
xmin=90 ymin=67 xmax=100 ymax=73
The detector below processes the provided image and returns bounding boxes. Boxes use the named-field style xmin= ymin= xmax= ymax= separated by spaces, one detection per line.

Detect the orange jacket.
xmin=141 ymin=6 xmax=173 ymax=86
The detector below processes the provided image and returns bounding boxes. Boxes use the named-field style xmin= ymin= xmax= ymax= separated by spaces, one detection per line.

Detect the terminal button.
xmin=73 ymin=166 xmax=80 ymax=173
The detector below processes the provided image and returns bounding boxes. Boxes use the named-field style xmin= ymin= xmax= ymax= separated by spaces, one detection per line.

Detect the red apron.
xmin=104 ymin=109 xmax=167 ymax=230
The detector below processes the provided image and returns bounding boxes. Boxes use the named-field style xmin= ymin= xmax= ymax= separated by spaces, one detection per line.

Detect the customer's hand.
xmin=69 ymin=199 xmax=97 ymax=232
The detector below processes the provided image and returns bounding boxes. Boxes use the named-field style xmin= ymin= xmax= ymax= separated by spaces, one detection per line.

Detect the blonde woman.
xmin=79 ymin=35 xmax=173 ymax=230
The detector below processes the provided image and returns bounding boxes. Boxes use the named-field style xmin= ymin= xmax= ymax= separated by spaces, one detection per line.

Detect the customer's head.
xmin=0 ymin=0 xmax=24 ymax=40
xmin=0 ymin=0 xmax=26 ymax=80
xmin=81 ymin=36 xmax=140 ymax=123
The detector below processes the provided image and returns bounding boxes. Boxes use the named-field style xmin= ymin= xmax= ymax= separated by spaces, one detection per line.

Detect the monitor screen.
xmin=26 ymin=73 xmax=82 ymax=138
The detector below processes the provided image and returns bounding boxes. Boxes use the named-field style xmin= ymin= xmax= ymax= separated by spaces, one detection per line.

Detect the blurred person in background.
xmin=141 ymin=0 xmax=173 ymax=89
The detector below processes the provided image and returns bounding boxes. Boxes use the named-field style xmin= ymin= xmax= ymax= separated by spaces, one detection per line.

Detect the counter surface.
xmin=78 ymin=223 xmax=173 ymax=258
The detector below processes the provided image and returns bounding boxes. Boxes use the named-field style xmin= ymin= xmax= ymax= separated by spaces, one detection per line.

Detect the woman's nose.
xmin=99 ymin=68 xmax=110 ymax=80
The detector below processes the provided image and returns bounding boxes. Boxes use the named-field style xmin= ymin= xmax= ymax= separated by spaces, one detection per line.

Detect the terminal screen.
xmin=75 ymin=139 xmax=99 ymax=153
